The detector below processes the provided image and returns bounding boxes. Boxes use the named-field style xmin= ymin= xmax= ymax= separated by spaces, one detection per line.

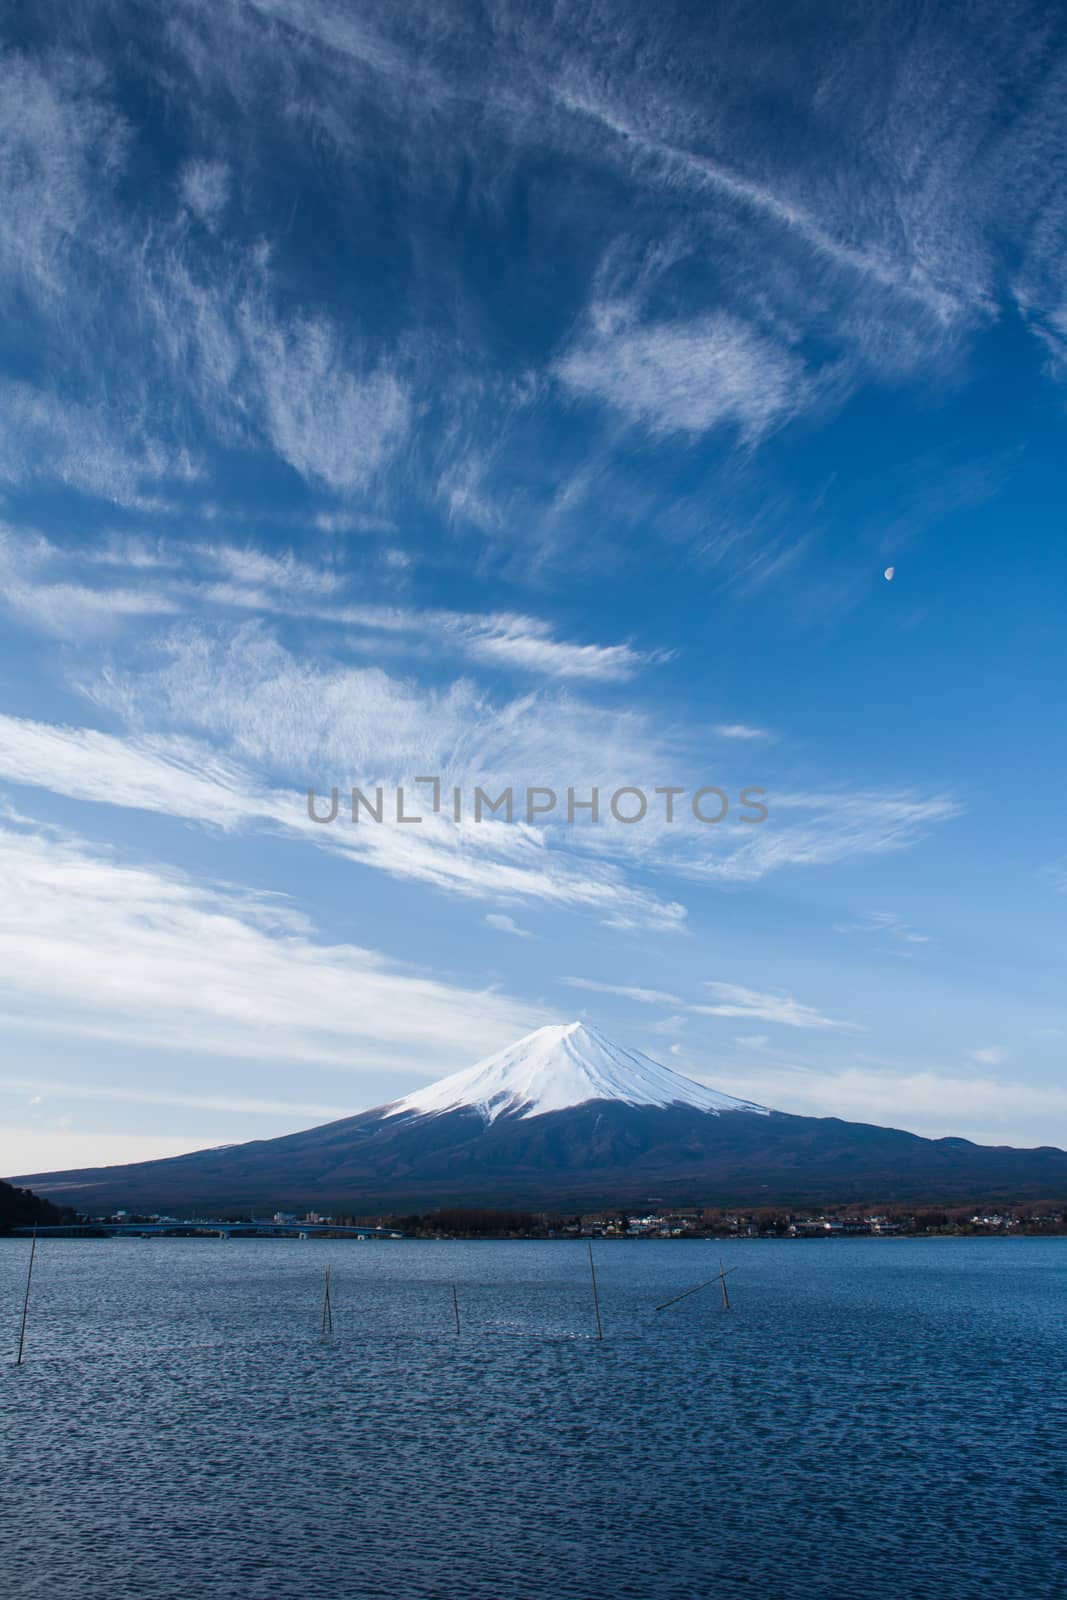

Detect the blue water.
xmin=1 ymin=1237 xmax=1064 ymax=1599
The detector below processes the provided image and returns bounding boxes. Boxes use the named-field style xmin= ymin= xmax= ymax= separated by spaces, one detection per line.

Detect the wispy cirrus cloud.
xmin=484 ymin=913 xmax=533 ymax=939
xmin=198 ymin=542 xmax=343 ymax=596
xmin=178 ymin=158 xmax=231 ymax=228
xmin=0 ymin=674 xmax=962 ymax=933
xmin=0 ymin=711 xmax=689 ymax=932
xmin=0 ymin=1070 xmax=352 ymax=1123
xmin=237 ymin=303 xmax=411 ymax=494
xmin=85 ymin=620 xmax=655 ymax=774
xmin=451 ymin=612 xmax=648 ymax=681
xmin=0 ymin=578 xmax=180 ymax=635
xmin=694 ymin=982 xmax=855 ymax=1031
xmin=0 ymin=815 xmax=545 ymax=1073
xmin=3 ymin=2 xmax=1064 ymax=581
xmin=0 ymin=380 xmax=196 ymax=506
xmin=714 ymin=723 xmax=772 ymax=741
xmin=73 ymin=618 xmax=957 ymax=897
xmin=548 ymin=77 xmax=969 ymax=329
xmin=562 ymin=977 xmax=686 ymax=1007
xmin=679 ymin=789 xmax=962 ymax=883
xmin=556 ymin=310 xmax=806 ymax=441
xmin=0 ymin=50 xmax=127 ymax=301
xmin=723 ymin=1058 xmax=1067 ymax=1147
xmin=833 ymin=911 xmax=931 ymax=950
xmin=1 ymin=47 xmax=411 ymax=504
xmin=0 ymin=528 xmax=648 ymax=679
xmin=561 ymin=975 xmax=851 ymax=1031
xmin=969 ymin=1046 xmax=1008 ymax=1067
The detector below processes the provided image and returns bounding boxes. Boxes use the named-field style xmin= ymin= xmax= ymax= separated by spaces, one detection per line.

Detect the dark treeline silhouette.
xmin=0 ymin=1179 xmax=75 ymax=1232
xmin=397 ymin=1208 xmax=542 ymax=1236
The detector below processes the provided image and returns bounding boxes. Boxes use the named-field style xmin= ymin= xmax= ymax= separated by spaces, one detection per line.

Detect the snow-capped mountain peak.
xmin=385 ymin=1021 xmax=769 ymax=1123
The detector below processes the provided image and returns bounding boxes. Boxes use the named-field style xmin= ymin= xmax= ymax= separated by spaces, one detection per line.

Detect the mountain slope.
xmin=12 ymin=1022 xmax=1067 ymax=1212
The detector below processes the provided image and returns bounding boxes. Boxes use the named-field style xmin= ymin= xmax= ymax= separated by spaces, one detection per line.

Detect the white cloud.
xmin=56 ymin=613 xmax=959 ymax=901
xmin=0 ymin=529 xmax=645 ymax=681
xmin=485 ymin=913 xmax=533 ymax=939
xmin=969 ymin=1046 xmax=1007 ymax=1067
xmin=0 ymin=381 xmax=195 ymax=506
xmin=714 ymin=723 xmax=772 ymax=741
xmin=833 ymin=911 xmax=931 ymax=948
xmin=557 ymin=311 xmax=805 ymax=440
xmin=0 ymin=1071 xmax=352 ymax=1122
xmin=559 ymin=976 xmax=850 ymax=1032
xmin=551 ymin=76 xmax=972 ymax=326
xmin=198 ymin=543 xmax=342 ymax=596
xmin=0 ymin=51 xmax=126 ymax=301
xmin=0 ymin=710 xmax=687 ymax=931
xmin=134 ymin=238 xmax=409 ymax=498
xmin=4 ymin=5 xmax=1065 ymax=536
xmin=685 ymin=789 xmax=961 ymax=883
xmin=0 ymin=527 xmax=183 ymax=634
xmin=82 ymin=618 xmax=664 ymax=793
xmin=0 ymin=817 xmax=545 ymax=1074
xmin=695 ymin=982 xmax=854 ymax=1031
xmin=298 ymin=603 xmax=648 ymax=683
xmin=652 ymin=1014 xmax=688 ymax=1036
xmin=2 ymin=579 xmax=180 ymax=636
xmin=313 ymin=511 xmax=397 ymax=534
xmin=562 ymin=977 xmax=685 ymax=1006
xmin=238 ymin=302 xmax=410 ymax=493
xmin=179 ymin=159 xmax=230 ymax=227
xmin=0 ymin=712 xmax=268 ymax=829
xmin=0 ymin=559 xmax=962 ymax=926
xmin=729 ymin=1061 xmax=1067 ymax=1148
xmin=452 ymin=613 xmax=644 ymax=682
xmin=1 ymin=1128 xmax=210 ymax=1177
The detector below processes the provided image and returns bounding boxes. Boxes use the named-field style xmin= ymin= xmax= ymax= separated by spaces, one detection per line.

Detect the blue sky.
xmin=1 ymin=0 xmax=1065 ymax=1175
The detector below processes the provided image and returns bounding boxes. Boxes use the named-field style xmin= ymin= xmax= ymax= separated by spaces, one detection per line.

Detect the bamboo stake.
xmin=655 ymin=1266 xmax=736 ymax=1314
xmin=588 ymin=1241 xmax=603 ymax=1340
xmin=15 ymin=1224 xmax=37 ymax=1366
xmin=452 ymin=1282 xmax=461 ymax=1335
xmin=320 ymin=1265 xmax=333 ymax=1335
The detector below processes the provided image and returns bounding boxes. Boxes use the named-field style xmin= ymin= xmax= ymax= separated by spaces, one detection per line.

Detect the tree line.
xmin=0 ymin=1179 xmax=75 ymax=1232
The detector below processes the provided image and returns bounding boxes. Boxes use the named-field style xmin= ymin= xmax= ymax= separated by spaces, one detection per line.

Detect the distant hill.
xmin=13 ymin=1023 xmax=1067 ymax=1214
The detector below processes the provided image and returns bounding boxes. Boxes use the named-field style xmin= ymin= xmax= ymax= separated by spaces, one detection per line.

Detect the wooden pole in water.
xmin=15 ymin=1224 xmax=38 ymax=1366
xmin=588 ymin=1241 xmax=603 ymax=1340
xmin=452 ymin=1282 xmax=461 ymax=1335
xmin=321 ymin=1265 xmax=333 ymax=1335
xmin=655 ymin=1276 xmax=717 ymax=1312
xmin=719 ymin=1259 xmax=731 ymax=1312
xmin=654 ymin=1267 xmax=736 ymax=1314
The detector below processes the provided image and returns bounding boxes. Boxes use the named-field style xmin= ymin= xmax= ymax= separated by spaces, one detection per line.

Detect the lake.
xmin=1 ymin=1236 xmax=1064 ymax=1599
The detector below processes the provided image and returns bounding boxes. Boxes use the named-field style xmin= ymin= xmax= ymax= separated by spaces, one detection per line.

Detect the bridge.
xmin=11 ymin=1221 xmax=407 ymax=1239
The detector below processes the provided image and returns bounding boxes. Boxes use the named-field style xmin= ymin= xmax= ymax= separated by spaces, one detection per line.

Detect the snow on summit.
xmin=386 ymin=1021 xmax=769 ymax=1123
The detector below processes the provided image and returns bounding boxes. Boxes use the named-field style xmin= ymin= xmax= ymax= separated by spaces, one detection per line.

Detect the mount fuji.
xmin=13 ymin=1022 xmax=1067 ymax=1213
xmin=386 ymin=1022 xmax=768 ymax=1123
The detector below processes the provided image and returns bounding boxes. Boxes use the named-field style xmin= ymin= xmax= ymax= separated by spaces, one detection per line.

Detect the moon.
xmin=884 ymin=566 xmax=895 ymax=582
